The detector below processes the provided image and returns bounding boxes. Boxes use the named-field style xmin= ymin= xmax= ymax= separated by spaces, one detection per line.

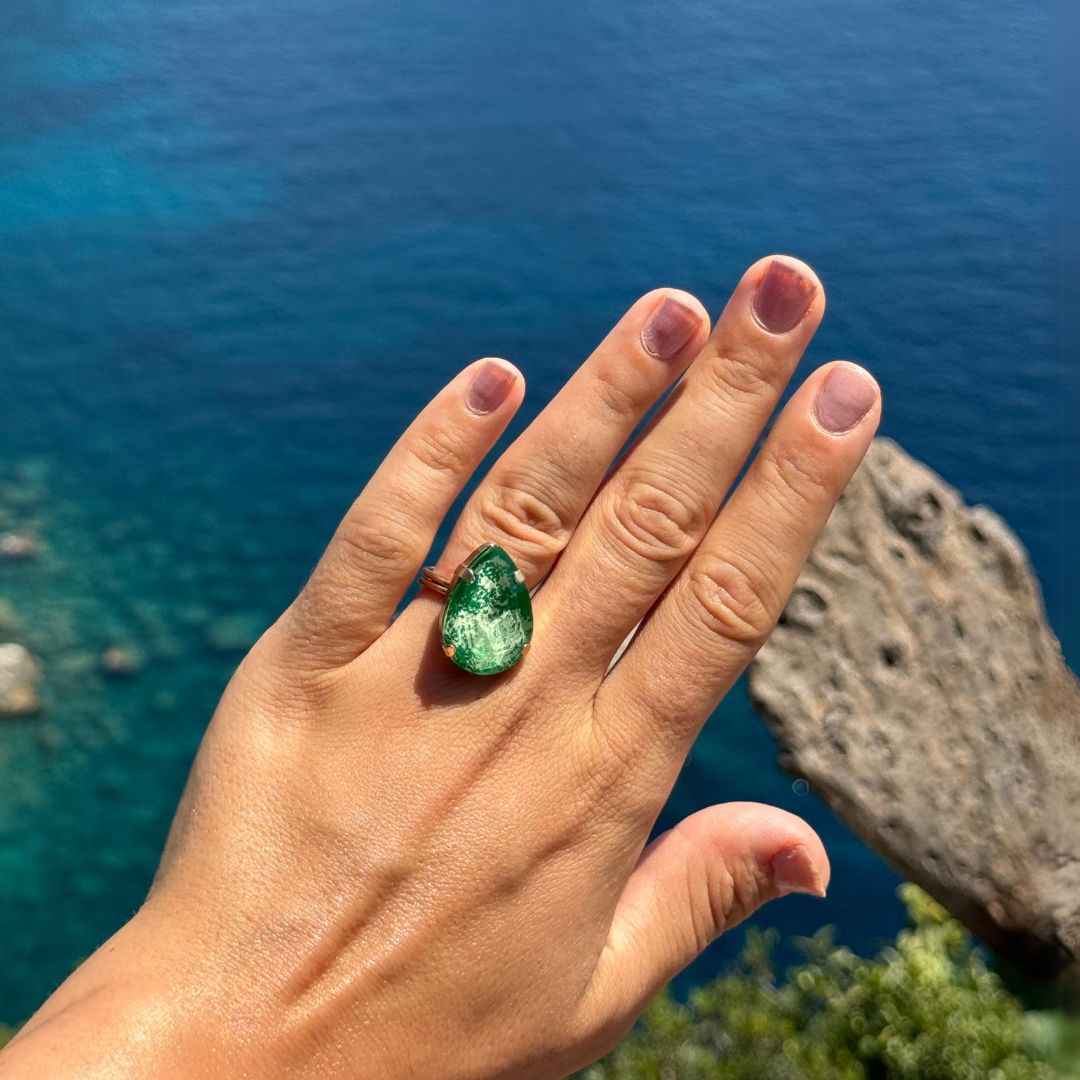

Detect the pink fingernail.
xmin=640 ymin=296 xmax=701 ymax=360
xmin=466 ymin=361 xmax=516 ymax=415
xmin=752 ymin=260 xmax=817 ymax=334
xmin=813 ymin=364 xmax=878 ymax=434
xmin=770 ymin=845 xmax=826 ymax=898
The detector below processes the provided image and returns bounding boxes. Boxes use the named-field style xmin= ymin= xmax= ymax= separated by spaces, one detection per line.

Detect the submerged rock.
xmin=0 ymin=643 xmax=43 ymax=716
xmin=0 ymin=532 xmax=38 ymax=560
xmin=749 ymin=438 xmax=1080 ymax=977
xmin=100 ymin=646 xmax=143 ymax=678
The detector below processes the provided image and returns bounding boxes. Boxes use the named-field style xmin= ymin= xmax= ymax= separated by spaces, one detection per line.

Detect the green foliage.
xmin=0 ymin=1025 xmax=11 ymax=1050
xmin=580 ymin=885 xmax=1074 ymax=1080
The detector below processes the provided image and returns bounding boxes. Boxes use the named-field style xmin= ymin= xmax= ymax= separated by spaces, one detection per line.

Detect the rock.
xmin=749 ymin=438 xmax=1080 ymax=977
xmin=0 ymin=532 xmax=38 ymax=560
xmin=0 ymin=643 xmax=43 ymax=716
xmin=100 ymin=646 xmax=142 ymax=678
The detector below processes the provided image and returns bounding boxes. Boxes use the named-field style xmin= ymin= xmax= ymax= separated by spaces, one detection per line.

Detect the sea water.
xmin=0 ymin=0 xmax=1067 ymax=1021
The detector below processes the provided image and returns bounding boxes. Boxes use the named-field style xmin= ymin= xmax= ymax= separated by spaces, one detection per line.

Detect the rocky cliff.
xmin=749 ymin=438 xmax=1080 ymax=976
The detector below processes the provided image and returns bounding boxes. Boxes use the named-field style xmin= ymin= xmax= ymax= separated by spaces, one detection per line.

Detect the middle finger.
xmin=536 ymin=255 xmax=823 ymax=674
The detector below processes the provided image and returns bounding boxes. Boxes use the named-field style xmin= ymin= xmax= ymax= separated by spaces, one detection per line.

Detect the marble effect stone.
xmin=442 ymin=545 xmax=532 ymax=675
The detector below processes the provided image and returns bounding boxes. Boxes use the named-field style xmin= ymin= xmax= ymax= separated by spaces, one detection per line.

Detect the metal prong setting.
xmin=422 ymin=542 xmax=529 ymax=613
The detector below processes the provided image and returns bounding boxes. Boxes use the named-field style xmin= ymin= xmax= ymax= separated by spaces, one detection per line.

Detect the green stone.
xmin=441 ymin=544 xmax=533 ymax=675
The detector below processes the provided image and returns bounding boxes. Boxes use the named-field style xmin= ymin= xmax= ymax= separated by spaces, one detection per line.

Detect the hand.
xmin=4 ymin=257 xmax=880 ymax=1079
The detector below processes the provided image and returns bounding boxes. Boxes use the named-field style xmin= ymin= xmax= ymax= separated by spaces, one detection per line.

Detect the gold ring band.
xmin=419 ymin=566 xmax=454 ymax=596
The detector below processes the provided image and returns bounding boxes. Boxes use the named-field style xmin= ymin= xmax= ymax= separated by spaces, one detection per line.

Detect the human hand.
xmin=4 ymin=257 xmax=880 ymax=1079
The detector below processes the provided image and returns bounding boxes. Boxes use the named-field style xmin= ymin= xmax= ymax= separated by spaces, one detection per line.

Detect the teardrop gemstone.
xmin=441 ymin=544 xmax=533 ymax=675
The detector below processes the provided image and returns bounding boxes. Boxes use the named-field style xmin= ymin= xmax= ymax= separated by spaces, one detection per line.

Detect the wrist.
xmin=2 ymin=912 xmax=255 ymax=1079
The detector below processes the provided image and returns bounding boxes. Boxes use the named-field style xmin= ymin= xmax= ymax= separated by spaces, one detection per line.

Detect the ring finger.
xmin=596 ymin=360 xmax=881 ymax=788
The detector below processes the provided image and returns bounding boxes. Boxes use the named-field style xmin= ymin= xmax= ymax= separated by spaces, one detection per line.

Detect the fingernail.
xmin=813 ymin=364 xmax=878 ymax=434
xmin=466 ymin=361 xmax=516 ymax=415
xmin=752 ymin=260 xmax=817 ymax=334
xmin=770 ymin=845 xmax=826 ymax=898
xmin=640 ymin=296 xmax=701 ymax=360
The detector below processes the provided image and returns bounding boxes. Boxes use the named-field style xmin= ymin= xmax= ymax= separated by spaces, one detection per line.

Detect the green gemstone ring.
xmin=420 ymin=544 xmax=534 ymax=676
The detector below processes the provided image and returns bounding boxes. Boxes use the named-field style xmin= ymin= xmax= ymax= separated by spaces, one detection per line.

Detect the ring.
xmin=419 ymin=543 xmax=533 ymax=676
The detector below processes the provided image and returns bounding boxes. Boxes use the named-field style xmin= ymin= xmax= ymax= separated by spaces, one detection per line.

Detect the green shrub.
xmin=580 ymin=885 xmax=1074 ymax=1080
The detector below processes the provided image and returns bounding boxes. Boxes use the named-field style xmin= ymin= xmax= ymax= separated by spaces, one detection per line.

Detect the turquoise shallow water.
xmin=0 ymin=0 xmax=1070 ymax=1022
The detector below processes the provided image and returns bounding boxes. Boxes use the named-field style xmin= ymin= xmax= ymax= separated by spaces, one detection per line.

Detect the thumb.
xmin=584 ymin=802 xmax=829 ymax=1039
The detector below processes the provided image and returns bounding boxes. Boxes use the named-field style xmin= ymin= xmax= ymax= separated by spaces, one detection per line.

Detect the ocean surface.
xmin=0 ymin=0 xmax=1069 ymax=1024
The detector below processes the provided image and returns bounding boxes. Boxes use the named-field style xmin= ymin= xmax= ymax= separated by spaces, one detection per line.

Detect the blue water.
xmin=0 ymin=0 xmax=1068 ymax=1024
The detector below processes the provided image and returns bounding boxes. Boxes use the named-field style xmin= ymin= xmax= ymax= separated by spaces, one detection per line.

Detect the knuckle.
xmin=268 ymin=650 xmax=344 ymax=711
xmin=702 ymin=345 xmax=782 ymax=405
xmin=610 ymin=478 xmax=705 ymax=564
xmin=335 ymin=514 xmax=417 ymax=575
xmin=672 ymin=821 xmax=764 ymax=948
xmin=233 ymin=629 xmax=345 ymax=719
xmin=700 ymin=851 xmax=740 ymax=946
xmin=730 ymin=847 xmax=772 ymax=929
xmin=590 ymin=368 xmax=641 ymax=422
xmin=408 ymin=424 xmax=470 ymax=477
xmin=761 ymin=445 xmax=831 ymax=508
xmin=687 ymin=552 xmax=777 ymax=649
xmin=478 ymin=481 xmax=572 ymax=564
xmin=704 ymin=852 xmax=759 ymax=938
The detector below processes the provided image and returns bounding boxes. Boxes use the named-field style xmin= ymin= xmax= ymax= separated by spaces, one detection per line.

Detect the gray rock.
xmin=0 ymin=643 xmax=43 ymax=716
xmin=749 ymin=437 xmax=1080 ymax=976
